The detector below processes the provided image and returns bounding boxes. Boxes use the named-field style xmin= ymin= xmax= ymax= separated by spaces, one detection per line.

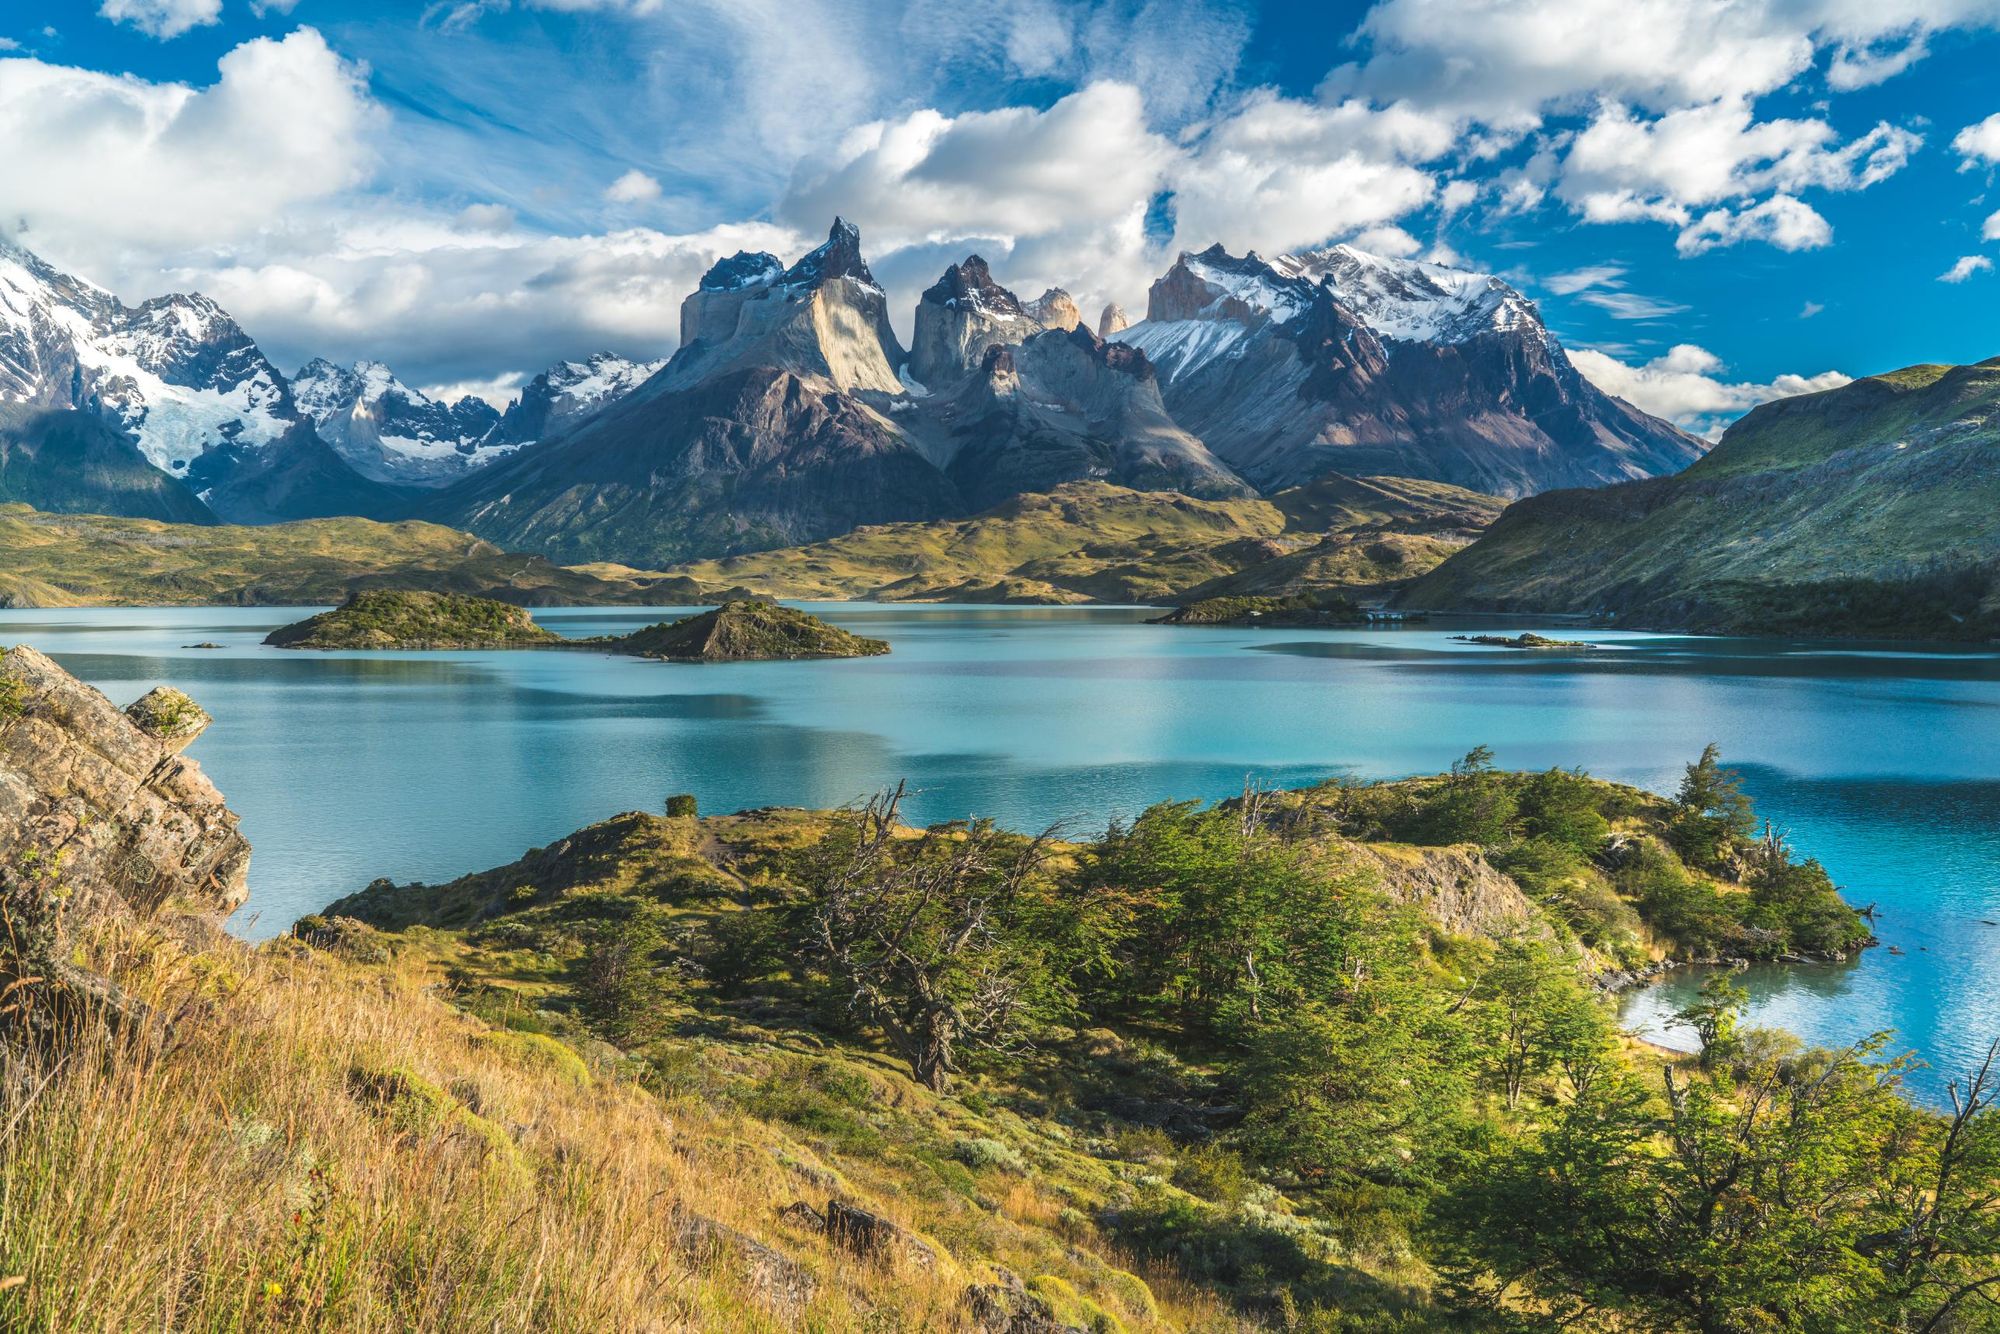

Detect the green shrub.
xmin=952 ymin=1136 xmax=1028 ymax=1174
xmin=1172 ymin=1144 xmax=1251 ymax=1203
xmin=664 ymin=793 xmax=698 ymax=819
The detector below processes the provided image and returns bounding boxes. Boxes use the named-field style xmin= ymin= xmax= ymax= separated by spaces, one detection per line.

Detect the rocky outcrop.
xmin=1358 ymin=842 xmax=1533 ymax=939
xmin=908 ymin=260 xmax=1090 ymax=391
xmin=0 ymin=647 xmax=249 ymax=1025
xmin=1024 ymin=288 xmax=1081 ymax=332
xmin=1097 ymin=303 xmax=1129 ymax=338
xmin=914 ymin=326 xmax=1251 ymax=507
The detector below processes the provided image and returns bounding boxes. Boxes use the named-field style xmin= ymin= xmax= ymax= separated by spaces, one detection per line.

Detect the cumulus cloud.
xmin=1955 ymin=112 xmax=2000 ymax=166
xmin=1571 ymin=343 xmax=1851 ymax=436
xmin=1939 ymin=254 xmax=1994 ymax=282
xmin=98 ymin=0 xmax=221 ymax=39
xmin=0 ymin=30 xmax=378 ymax=271
xmin=1557 ymin=101 xmax=1919 ymax=227
xmin=1677 ymin=195 xmax=1834 ymax=255
xmin=604 ymin=169 xmax=662 ymax=204
xmin=1985 ymin=209 xmax=2000 ymax=240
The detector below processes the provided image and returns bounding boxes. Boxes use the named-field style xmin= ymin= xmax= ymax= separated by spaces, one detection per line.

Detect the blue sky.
xmin=6 ymin=0 xmax=2000 ymax=430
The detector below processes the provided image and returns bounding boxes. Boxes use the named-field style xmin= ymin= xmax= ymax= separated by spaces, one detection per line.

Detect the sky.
xmin=4 ymin=0 xmax=1999 ymax=433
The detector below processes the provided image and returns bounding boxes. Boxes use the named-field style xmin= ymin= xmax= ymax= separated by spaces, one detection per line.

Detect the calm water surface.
xmin=7 ymin=604 xmax=1998 ymax=1098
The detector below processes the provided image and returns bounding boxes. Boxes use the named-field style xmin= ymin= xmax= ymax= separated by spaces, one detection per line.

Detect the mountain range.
xmin=0 ymin=223 xmax=1704 ymax=569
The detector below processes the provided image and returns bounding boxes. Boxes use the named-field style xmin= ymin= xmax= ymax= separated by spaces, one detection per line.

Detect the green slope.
xmin=671 ymin=476 xmax=1503 ymax=605
xmin=1401 ymin=358 xmax=2000 ymax=638
xmin=0 ymin=505 xmax=704 ymax=608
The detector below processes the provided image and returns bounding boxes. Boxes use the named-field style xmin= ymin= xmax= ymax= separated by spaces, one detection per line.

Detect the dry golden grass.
xmin=0 ymin=921 xmax=1234 ymax=1332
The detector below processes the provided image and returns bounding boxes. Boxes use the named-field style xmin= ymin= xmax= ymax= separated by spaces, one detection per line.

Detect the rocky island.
xmin=263 ymin=589 xmax=565 ymax=650
xmin=1150 ymin=591 xmax=1367 ymax=626
xmin=607 ymin=598 xmax=890 ymax=661
xmin=1450 ymin=631 xmax=1597 ymax=649
xmin=265 ymin=590 xmax=889 ymax=661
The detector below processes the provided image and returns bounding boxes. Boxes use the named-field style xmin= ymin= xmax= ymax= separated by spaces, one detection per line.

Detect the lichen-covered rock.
xmin=0 ymin=646 xmax=250 ymax=954
xmin=123 ymin=687 xmax=212 ymax=753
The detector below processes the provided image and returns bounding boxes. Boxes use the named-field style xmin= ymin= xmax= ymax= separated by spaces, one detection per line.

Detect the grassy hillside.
xmin=0 ymin=505 xmax=703 ymax=608
xmin=1401 ymin=359 xmax=2000 ymax=638
xmin=20 ymin=738 xmax=2000 ymax=1332
xmin=264 ymin=590 xmax=567 ymax=650
xmin=670 ymin=477 xmax=1502 ymax=605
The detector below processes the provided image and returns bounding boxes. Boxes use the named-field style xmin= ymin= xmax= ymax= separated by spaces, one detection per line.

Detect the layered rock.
xmin=914 ymin=327 xmax=1250 ymax=507
xmin=907 ymin=259 xmax=1085 ymax=390
xmin=0 ymin=647 xmax=250 ymax=1017
xmin=1116 ymin=243 xmax=1704 ymax=496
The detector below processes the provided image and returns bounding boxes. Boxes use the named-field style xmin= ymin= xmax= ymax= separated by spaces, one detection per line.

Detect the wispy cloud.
xmin=1939 ymin=255 xmax=1993 ymax=283
xmin=1578 ymin=290 xmax=1691 ymax=320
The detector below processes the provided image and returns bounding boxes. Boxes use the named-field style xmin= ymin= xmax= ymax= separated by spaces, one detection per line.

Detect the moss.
xmin=0 ymin=668 xmax=24 ymax=722
xmin=475 ymin=1030 xmax=591 ymax=1089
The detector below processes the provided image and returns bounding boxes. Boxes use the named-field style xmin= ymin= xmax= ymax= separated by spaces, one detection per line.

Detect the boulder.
xmin=0 ymin=646 xmax=249 ymax=1011
xmin=786 ymin=1197 xmax=939 ymax=1269
xmin=671 ymin=1206 xmax=817 ymax=1315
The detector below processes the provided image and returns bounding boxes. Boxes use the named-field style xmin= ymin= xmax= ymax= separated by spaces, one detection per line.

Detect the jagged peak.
xmin=921 ymin=255 xmax=1024 ymax=316
xmin=781 ymin=217 xmax=878 ymax=290
xmin=699 ymin=250 xmax=784 ymax=292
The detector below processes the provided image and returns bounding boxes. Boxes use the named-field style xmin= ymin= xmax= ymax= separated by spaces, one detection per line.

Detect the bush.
xmin=664 ymin=793 xmax=698 ymax=819
xmin=1172 ymin=1144 xmax=1251 ymax=1203
xmin=952 ymin=1136 xmax=1029 ymax=1174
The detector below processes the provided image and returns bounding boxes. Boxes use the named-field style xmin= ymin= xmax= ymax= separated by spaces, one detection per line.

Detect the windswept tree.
xmin=1669 ymin=743 xmax=1757 ymax=873
xmin=791 ymin=784 xmax=1071 ymax=1092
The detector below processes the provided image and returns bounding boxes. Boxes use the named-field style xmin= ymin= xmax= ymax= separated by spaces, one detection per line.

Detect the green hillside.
xmin=671 ymin=476 xmax=1502 ymax=605
xmin=0 ymin=505 xmax=701 ymax=608
xmin=1401 ymin=358 xmax=2000 ymax=638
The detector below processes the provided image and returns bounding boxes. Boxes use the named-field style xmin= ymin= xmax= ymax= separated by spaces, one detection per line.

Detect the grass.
xmin=0 ymin=504 xmax=696 ymax=609
xmin=264 ymin=590 xmax=566 ymax=651
xmin=669 ymin=478 xmax=1501 ymax=606
xmin=0 ymin=917 xmax=1204 ymax=1332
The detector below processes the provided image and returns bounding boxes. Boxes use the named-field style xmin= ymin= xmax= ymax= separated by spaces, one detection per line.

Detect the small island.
xmin=610 ymin=598 xmax=889 ymax=661
xmin=265 ymin=590 xmax=889 ymax=662
xmin=1450 ymin=631 xmax=1597 ymax=649
xmin=1151 ymin=592 xmax=1366 ymax=627
xmin=264 ymin=589 xmax=564 ymax=650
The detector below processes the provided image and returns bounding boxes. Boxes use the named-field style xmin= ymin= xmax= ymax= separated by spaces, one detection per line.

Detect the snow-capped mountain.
xmin=293 ymin=359 xmax=505 ymax=487
xmin=0 ymin=240 xmax=294 ymax=480
xmin=0 ymin=239 xmax=408 ymax=523
xmin=1118 ymin=244 xmax=1704 ymax=496
xmin=484 ymin=353 xmax=666 ymax=449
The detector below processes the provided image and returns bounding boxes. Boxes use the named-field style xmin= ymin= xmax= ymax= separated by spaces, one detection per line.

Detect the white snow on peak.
xmin=544 ymin=353 xmax=665 ymax=406
xmin=1113 ymin=318 xmax=1253 ymax=385
xmin=1290 ymin=244 xmax=1542 ymax=345
xmin=1180 ymin=251 xmax=1316 ymax=325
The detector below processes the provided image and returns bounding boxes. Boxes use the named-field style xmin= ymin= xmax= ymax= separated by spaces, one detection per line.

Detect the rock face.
xmin=907 ymin=258 xmax=1088 ymax=391
xmin=609 ymin=600 xmax=889 ymax=661
xmin=0 ymin=647 xmax=250 ymax=984
xmin=0 ymin=402 xmax=216 ymax=524
xmin=915 ymin=327 xmax=1250 ymax=507
xmin=1116 ymin=243 xmax=1705 ymax=496
xmin=1097 ymin=303 xmax=1129 ymax=338
xmin=264 ymin=589 xmax=564 ymax=650
xmin=433 ymin=220 xmax=959 ymax=566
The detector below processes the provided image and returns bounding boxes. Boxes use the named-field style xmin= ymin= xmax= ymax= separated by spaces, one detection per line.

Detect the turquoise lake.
xmin=7 ymin=604 xmax=1999 ymax=1099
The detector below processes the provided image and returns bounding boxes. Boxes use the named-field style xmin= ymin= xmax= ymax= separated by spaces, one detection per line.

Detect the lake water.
xmin=8 ymin=604 xmax=2000 ymax=1099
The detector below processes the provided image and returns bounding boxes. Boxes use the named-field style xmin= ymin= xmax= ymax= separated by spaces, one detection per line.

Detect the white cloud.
xmin=1800 ymin=300 xmax=1824 ymax=317
xmin=0 ymin=30 xmax=378 ymax=269
xmin=1939 ymin=254 xmax=1994 ymax=282
xmin=1578 ymin=291 xmax=1692 ymax=319
xmin=1557 ymin=101 xmax=1919 ymax=229
xmin=1349 ymin=225 xmax=1424 ymax=258
xmin=1677 ymin=195 xmax=1834 ymax=255
xmin=603 ymin=169 xmax=662 ymax=204
xmin=1572 ymin=343 xmax=1851 ymax=436
xmin=1544 ymin=264 xmax=1626 ymax=295
xmin=1955 ymin=112 xmax=2000 ymax=166
xmin=1984 ymin=209 xmax=2000 ymax=240
xmin=97 ymin=0 xmax=221 ymax=39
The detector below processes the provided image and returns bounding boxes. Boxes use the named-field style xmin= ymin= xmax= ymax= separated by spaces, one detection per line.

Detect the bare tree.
xmin=795 ymin=784 xmax=1064 ymax=1093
